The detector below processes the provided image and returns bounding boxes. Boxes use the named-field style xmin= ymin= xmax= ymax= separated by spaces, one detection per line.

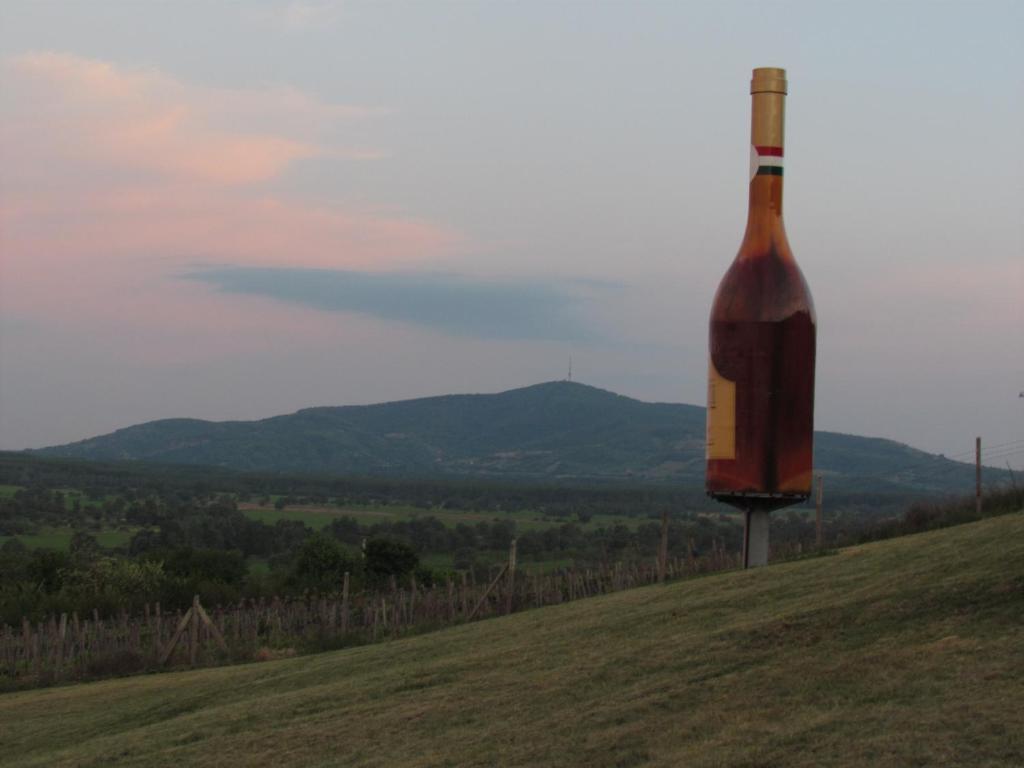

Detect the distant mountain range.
xmin=33 ymin=381 xmax=997 ymax=494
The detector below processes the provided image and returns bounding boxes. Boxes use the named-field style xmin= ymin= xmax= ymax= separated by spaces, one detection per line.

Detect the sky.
xmin=1 ymin=1 xmax=1022 ymax=470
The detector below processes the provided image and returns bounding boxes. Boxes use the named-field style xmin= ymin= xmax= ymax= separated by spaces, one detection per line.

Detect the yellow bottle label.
xmin=706 ymin=358 xmax=736 ymax=460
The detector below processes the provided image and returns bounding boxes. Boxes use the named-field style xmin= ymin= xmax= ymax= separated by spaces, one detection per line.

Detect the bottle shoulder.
xmin=710 ymin=243 xmax=816 ymax=324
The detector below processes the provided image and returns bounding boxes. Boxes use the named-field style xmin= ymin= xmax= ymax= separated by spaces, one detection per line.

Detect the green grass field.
xmin=0 ymin=484 xmax=110 ymax=509
xmin=54 ymin=489 xmax=112 ymax=509
xmin=3 ymin=512 xmax=1022 ymax=767
xmin=240 ymin=502 xmax=652 ymax=533
xmin=0 ymin=527 xmax=137 ymax=551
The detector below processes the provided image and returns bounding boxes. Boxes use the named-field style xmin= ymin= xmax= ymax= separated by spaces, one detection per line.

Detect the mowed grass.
xmin=3 ymin=512 xmax=1023 ymax=767
xmin=240 ymin=502 xmax=651 ymax=533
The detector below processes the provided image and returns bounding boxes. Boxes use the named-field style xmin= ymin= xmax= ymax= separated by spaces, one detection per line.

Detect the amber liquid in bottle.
xmin=706 ymin=68 xmax=816 ymax=511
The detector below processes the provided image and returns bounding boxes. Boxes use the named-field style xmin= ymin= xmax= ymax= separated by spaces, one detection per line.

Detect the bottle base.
xmin=707 ymin=491 xmax=808 ymax=513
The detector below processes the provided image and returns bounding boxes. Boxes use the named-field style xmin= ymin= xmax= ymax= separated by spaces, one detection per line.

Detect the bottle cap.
xmin=751 ymin=67 xmax=787 ymax=95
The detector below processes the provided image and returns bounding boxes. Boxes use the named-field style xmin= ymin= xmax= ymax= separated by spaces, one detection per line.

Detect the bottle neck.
xmin=745 ymin=90 xmax=786 ymax=235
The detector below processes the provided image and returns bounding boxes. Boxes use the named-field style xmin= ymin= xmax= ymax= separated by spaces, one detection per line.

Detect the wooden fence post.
xmin=55 ymin=613 xmax=67 ymax=677
xmin=341 ymin=572 xmax=350 ymax=635
xmin=188 ymin=595 xmax=200 ymax=667
xmin=153 ymin=603 xmax=162 ymax=660
xmin=468 ymin=564 xmax=509 ymax=621
xmin=658 ymin=509 xmax=669 ymax=584
xmin=24 ymin=621 xmax=31 ymax=675
xmin=33 ymin=625 xmax=41 ymax=678
xmin=72 ymin=612 xmax=81 ymax=671
xmin=815 ymin=474 xmax=825 ymax=549
xmin=976 ymin=436 xmax=982 ymax=516
xmin=505 ymin=539 xmax=517 ymax=615
xmin=194 ymin=599 xmax=229 ymax=654
xmin=159 ymin=605 xmax=194 ymax=666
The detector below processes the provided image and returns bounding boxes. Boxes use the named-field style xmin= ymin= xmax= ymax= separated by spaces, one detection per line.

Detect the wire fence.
xmin=2 ymin=538 xmax=809 ymax=690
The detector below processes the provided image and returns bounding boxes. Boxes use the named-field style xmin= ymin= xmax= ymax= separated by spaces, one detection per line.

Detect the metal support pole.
xmin=743 ymin=507 xmax=770 ymax=569
xmin=743 ymin=509 xmax=749 ymax=569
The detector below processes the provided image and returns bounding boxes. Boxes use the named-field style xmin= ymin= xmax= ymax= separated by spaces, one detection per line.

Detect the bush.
xmin=289 ymin=534 xmax=357 ymax=593
xmin=158 ymin=548 xmax=247 ymax=585
xmin=27 ymin=550 xmax=71 ymax=592
xmin=364 ymin=539 xmax=418 ymax=585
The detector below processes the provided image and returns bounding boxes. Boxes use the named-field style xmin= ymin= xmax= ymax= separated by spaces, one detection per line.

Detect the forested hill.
xmin=34 ymin=381 xmax=989 ymax=493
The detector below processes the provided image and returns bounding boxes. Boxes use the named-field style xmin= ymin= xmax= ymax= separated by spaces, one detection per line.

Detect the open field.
xmin=3 ymin=511 xmax=1022 ymax=767
xmin=0 ymin=527 xmax=137 ymax=551
xmin=0 ymin=484 xmax=110 ymax=509
xmin=240 ymin=502 xmax=654 ymax=532
xmin=54 ymin=490 xmax=112 ymax=509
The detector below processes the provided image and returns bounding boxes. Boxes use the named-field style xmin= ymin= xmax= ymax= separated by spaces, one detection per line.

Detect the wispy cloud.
xmin=0 ymin=49 xmax=466 ymax=384
xmin=1 ymin=52 xmax=459 ymax=338
xmin=249 ymin=1 xmax=345 ymax=32
xmin=282 ymin=1 xmax=343 ymax=30
xmin=4 ymin=52 xmax=382 ymax=186
xmin=186 ymin=267 xmax=611 ymax=341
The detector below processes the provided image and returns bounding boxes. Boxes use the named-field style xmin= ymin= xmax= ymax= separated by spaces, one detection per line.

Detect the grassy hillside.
xmin=3 ymin=512 xmax=1022 ymax=767
xmin=34 ymin=381 xmax=992 ymax=493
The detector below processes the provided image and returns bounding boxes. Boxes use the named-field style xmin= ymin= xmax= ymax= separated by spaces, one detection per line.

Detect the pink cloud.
xmin=4 ymin=52 xmax=384 ymax=185
xmin=0 ymin=52 xmax=463 ymax=363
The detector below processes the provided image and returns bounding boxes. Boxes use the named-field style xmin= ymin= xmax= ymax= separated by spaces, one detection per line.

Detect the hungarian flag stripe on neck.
xmin=752 ymin=145 xmax=784 ymax=177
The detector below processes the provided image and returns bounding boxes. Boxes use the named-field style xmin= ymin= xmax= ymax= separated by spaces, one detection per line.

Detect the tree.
xmin=364 ymin=539 xmax=418 ymax=585
xmin=74 ymin=558 xmax=165 ymax=601
xmin=26 ymin=550 xmax=71 ymax=592
xmin=69 ymin=531 xmax=100 ymax=560
xmin=290 ymin=534 xmax=355 ymax=593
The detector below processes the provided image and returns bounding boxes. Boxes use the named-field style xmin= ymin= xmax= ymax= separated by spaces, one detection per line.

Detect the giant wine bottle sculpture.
xmin=706 ymin=67 xmax=816 ymax=568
